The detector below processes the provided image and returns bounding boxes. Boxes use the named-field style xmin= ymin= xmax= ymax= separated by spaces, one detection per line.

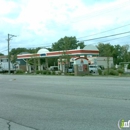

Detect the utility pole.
xmin=7 ymin=34 xmax=17 ymax=74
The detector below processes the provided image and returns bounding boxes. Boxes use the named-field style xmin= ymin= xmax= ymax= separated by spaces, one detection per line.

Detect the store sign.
xmin=40 ymin=54 xmax=46 ymax=57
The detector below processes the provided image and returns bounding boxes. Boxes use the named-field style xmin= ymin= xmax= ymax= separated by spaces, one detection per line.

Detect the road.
xmin=0 ymin=75 xmax=130 ymax=130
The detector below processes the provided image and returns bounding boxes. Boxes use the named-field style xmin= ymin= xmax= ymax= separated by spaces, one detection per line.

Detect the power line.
xmin=2 ymin=25 xmax=130 ymax=52
xmin=80 ymin=31 xmax=130 ymax=42
xmin=77 ymin=23 xmax=130 ymax=39
xmin=85 ymin=34 xmax=130 ymax=44
xmin=9 ymin=32 xmax=130 ymax=50
xmin=100 ymin=34 xmax=130 ymax=43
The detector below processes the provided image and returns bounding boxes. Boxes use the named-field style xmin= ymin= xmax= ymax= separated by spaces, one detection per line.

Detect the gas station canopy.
xmin=17 ymin=45 xmax=99 ymax=59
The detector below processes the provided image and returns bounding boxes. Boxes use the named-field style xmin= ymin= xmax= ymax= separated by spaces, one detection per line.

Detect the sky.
xmin=0 ymin=0 xmax=130 ymax=54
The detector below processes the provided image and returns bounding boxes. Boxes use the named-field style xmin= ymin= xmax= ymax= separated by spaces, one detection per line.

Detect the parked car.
xmin=89 ymin=65 xmax=101 ymax=73
xmin=49 ymin=66 xmax=58 ymax=71
xmin=67 ymin=67 xmax=74 ymax=73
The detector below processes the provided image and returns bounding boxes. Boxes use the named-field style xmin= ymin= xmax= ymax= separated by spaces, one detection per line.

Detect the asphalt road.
xmin=0 ymin=75 xmax=130 ymax=130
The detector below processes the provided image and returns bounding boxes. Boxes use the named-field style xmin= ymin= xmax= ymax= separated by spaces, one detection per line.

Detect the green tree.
xmin=77 ymin=42 xmax=85 ymax=49
xmin=0 ymin=53 xmax=4 ymax=56
xmin=52 ymin=36 xmax=85 ymax=51
xmin=121 ymin=44 xmax=129 ymax=62
xmin=97 ymin=43 xmax=114 ymax=57
xmin=113 ymin=44 xmax=129 ymax=65
xmin=113 ymin=45 xmax=123 ymax=65
xmin=9 ymin=47 xmax=41 ymax=63
xmin=97 ymin=43 xmax=114 ymax=73
xmin=9 ymin=48 xmax=28 ymax=63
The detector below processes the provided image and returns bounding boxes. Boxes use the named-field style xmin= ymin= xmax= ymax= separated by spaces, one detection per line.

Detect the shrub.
xmin=109 ymin=69 xmax=118 ymax=75
xmin=46 ymin=71 xmax=51 ymax=75
xmin=103 ymin=70 xmax=108 ymax=75
xmin=98 ymin=69 xmax=102 ymax=75
xmin=69 ymin=73 xmax=74 ymax=76
xmin=36 ymin=70 xmax=42 ymax=74
xmin=117 ymin=69 xmax=124 ymax=74
xmin=16 ymin=70 xmax=24 ymax=74
xmin=111 ymin=66 xmax=116 ymax=70
xmin=127 ymin=64 xmax=130 ymax=69
xmin=58 ymin=71 xmax=62 ymax=75
xmin=119 ymin=64 xmax=124 ymax=69
xmin=42 ymin=70 xmax=47 ymax=75
xmin=52 ymin=71 xmax=55 ymax=75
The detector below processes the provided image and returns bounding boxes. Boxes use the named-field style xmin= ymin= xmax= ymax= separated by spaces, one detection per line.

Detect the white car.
xmin=67 ymin=67 xmax=74 ymax=73
xmin=49 ymin=66 xmax=58 ymax=71
xmin=89 ymin=65 xmax=101 ymax=73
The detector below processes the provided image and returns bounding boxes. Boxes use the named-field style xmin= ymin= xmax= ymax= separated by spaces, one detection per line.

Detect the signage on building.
xmin=40 ymin=54 xmax=46 ymax=57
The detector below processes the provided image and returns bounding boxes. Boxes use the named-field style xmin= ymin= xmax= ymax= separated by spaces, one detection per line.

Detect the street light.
xmin=7 ymin=34 xmax=17 ymax=74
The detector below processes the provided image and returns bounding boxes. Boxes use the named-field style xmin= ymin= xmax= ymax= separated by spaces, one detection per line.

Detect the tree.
xmin=97 ymin=43 xmax=114 ymax=73
xmin=9 ymin=48 xmax=28 ymax=63
xmin=112 ymin=44 xmax=123 ymax=65
xmin=0 ymin=53 xmax=4 ymax=56
xmin=97 ymin=43 xmax=114 ymax=57
xmin=113 ymin=44 xmax=130 ymax=65
xmin=77 ymin=42 xmax=85 ymax=49
xmin=9 ymin=47 xmax=41 ymax=63
xmin=52 ymin=36 xmax=85 ymax=51
xmin=128 ymin=63 xmax=130 ymax=69
xmin=121 ymin=44 xmax=129 ymax=62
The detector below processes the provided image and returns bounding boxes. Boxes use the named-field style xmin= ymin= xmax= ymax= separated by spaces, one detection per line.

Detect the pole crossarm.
xmin=8 ymin=34 xmax=17 ymax=40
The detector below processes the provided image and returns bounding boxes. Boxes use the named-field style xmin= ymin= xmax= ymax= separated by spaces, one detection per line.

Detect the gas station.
xmin=17 ymin=45 xmax=99 ymax=75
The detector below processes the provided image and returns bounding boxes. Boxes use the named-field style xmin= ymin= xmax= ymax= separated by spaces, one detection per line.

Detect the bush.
xmin=109 ymin=69 xmax=118 ymax=75
xmin=16 ymin=70 xmax=24 ymax=74
xmin=119 ymin=64 xmax=124 ymax=69
xmin=103 ymin=70 xmax=108 ymax=75
xmin=69 ymin=73 xmax=74 ymax=76
xmin=52 ymin=71 xmax=55 ymax=75
xmin=127 ymin=64 xmax=130 ymax=69
xmin=46 ymin=71 xmax=51 ymax=75
xmin=42 ymin=70 xmax=47 ymax=75
xmin=58 ymin=71 xmax=62 ymax=75
xmin=98 ymin=69 xmax=102 ymax=75
xmin=117 ymin=69 xmax=124 ymax=74
xmin=36 ymin=70 xmax=42 ymax=74
xmin=111 ymin=66 xmax=116 ymax=70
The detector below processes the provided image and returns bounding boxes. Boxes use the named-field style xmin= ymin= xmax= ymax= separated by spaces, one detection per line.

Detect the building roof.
xmin=83 ymin=45 xmax=99 ymax=51
xmin=19 ymin=52 xmax=30 ymax=55
xmin=37 ymin=48 xmax=49 ymax=54
xmin=17 ymin=47 xmax=99 ymax=59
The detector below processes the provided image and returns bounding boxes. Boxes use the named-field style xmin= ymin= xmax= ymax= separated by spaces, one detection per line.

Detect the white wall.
xmin=88 ymin=57 xmax=114 ymax=68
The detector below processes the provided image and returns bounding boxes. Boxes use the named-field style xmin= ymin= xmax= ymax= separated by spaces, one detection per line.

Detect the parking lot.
xmin=0 ymin=75 xmax=130 ymax=130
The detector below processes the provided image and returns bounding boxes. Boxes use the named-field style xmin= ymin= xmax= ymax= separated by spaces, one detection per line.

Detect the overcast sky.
xmin=0 ymin=0 xmax=130 ymax=54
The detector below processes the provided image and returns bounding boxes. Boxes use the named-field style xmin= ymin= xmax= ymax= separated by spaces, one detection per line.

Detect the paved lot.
xmin=0 ymin=75 xmax=130 ymax=130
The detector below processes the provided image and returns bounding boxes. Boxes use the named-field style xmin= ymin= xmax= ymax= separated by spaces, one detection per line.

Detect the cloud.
xmin=0 ymin=0 xmax=130 ymax=54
